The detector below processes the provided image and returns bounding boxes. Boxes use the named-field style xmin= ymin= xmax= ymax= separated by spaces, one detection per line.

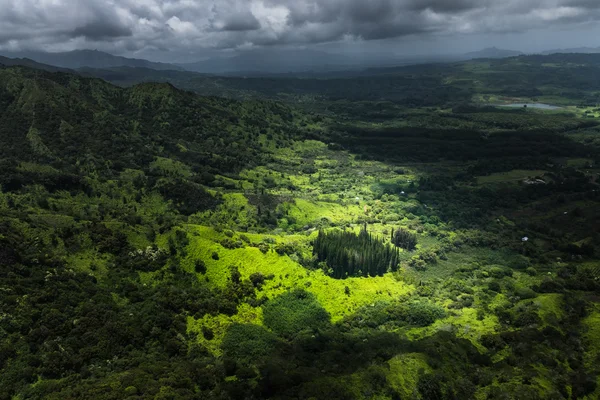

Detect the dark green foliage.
xmin=202 ymin=325 xmax=215 ymax=340
xmin=392 ymin=227 xmax=417 ymax=250
xmin=313 ymin=226 xmax=400 ymax=278
xmin=229 ymin=265 xmax=241 ymax=284
xmin=249 ymin=272 xmax=266 ymax=288
xmin=403 ymin=300 xmax=446 ymax=327
xmin=262 ymin=290 xmax=330 ymax=339
xmin=222 ymin=323 xmax=279 ymax=364
xmin=194 ymin=259 xmax=207 ymax=274
xmin=0 ymin=229 xmax=227 ymax=399
xmin=156 ymin=178 xmax=221 ymax=215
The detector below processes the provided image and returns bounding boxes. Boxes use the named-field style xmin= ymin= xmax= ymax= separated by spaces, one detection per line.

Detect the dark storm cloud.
xmin=1 ymin=0 xmax=600 ymax=55
xmin=211 ymin=10 xmax=262 ymax=32
xmin=71 ymin=20 xmax=133 ymax=40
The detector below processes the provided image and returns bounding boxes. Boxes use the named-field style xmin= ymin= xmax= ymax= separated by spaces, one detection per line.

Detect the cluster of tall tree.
xmin=313 ymin=226 xmax=400 ymax=278
xmin=392 ymin=227 xmax=418 ymax=251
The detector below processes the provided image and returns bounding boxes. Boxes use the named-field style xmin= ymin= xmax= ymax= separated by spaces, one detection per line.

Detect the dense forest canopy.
xmin=1 ymin=52 xmax=600 ymax=399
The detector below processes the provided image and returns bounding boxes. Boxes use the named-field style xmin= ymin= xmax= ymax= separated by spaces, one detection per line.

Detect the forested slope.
xmin=1 ymin=63 xmax=600 ymax=400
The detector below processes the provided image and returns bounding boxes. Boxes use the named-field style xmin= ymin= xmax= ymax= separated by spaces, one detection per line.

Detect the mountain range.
xmin=0 ymin=49 xmax=183 ymax=71
xmin=2 ymin=45 xmax=600 ymax=77
xmin=541 ymin=46 xmax=600 ymax=55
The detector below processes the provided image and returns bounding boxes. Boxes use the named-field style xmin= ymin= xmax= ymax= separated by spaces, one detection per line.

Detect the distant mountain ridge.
xmin=0 ymin=55 xmax=73 ymax=73
xmin=178 ymin=48 xmax=368 ymax=74
xmin=0 ymin=49 xmax=183 ymax=71
xmin=464 ymin=47 xmax=524 ymax=59
xmin=541 ymin=46 xmax=600 ymax=55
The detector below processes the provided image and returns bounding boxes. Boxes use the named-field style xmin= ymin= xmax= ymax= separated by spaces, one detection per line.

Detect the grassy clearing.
xmin=183 ymin=225 xmax=413 ymax=321
xmin=183 ymin=224 xmax=414 ymax=355
xmin=534 ymin=293 xmax=564 ymax=329
xmin=286 ymin=198 xmax=362 ymax=227
xmin=187 ymin=303 xmax=263 ymax=356
xmin=385 ymin=353 xmax=431 ymax=398
xmin=406 ymin=307 xmax=500 ymax=352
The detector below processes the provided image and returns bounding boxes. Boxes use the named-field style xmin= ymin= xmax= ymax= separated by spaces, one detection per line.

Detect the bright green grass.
xmin=192 ymin=193 xmax=255 ymax=228
xmin=287 ymin=198 xmax=363 ymax=227
xmin=582 ymin=305 xmax=600 ymax=369
xmin=385 ymin=353 xmax=431 ymax=398
xmin=476 ymin=170 xmax=547 ymax=185
xmin=66 ymin=249 xmax=111 ymax=277
xmin=184 ymin=225 xmax=413 ymax=320
xmin=149 ymin=156 xmax=192 ymax=177
xmin=103 ymin=221 xmax=152 ymax=250
xmin=532 ymin=293 xmax=564 ymax=329
xmin=184 ymin=225 xmax=414 ymax=355
xmin=406 ymin=307 xmax=500 ymax=353
xmin=187 ymin=303 xmax=263 ymax=356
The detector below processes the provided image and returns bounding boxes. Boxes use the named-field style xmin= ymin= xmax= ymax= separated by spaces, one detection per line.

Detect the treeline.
xmin=313 ymin=226 xmax=400 ymax=278
xmin=322 ymin=124 xmax=595 ymax=164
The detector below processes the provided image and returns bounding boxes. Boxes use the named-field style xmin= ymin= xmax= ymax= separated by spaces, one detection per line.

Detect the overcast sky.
xmin=1 ymin=0 xmax=600 ymax=62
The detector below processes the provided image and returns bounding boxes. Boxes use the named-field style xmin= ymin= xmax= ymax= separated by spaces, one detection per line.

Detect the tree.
xmin=392 ymin=227 xmax=417 ymax=251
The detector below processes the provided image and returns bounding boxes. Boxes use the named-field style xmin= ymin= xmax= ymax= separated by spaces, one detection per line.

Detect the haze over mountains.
xmin=0 ymin=49 xmax=183 ymax=71
xmin=1 ymin=46 xmax=600 ymax=76
xmin=463 ymin=47 xmax=524 ymax=59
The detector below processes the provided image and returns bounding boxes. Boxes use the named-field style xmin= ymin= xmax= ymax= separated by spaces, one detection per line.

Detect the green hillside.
xmin=1 ymin=60 xmax=600 ymax=400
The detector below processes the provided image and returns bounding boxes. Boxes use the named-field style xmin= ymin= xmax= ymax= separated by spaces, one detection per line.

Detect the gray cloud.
xmin=1 ymin=0 xmax=600 ymax=58
xmin=211 ymin=9 xmax=262 ymax=31
xmin=71 ymin=20 xmax=133 ymax=40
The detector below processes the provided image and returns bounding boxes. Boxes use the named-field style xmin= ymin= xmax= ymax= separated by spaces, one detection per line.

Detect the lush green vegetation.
xmin=1 ymin=52 xmax=600 ymax=399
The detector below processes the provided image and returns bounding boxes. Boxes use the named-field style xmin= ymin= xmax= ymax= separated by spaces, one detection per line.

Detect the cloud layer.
xmin=1 ymin=0 xmax=600 ymax=56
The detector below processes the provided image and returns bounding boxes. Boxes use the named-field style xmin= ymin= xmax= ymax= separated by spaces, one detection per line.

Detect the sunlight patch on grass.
xmin=66 ymin=249 xmax=110 ymax=277
xmin=386 ymin=353 xmax=431 ymax=398
xmin=287 ymin=198 xmax=362 ymax=227
xmin=582 ymin=305 xmax=600 ymax=369
xmin=533 ymin=293 xmax=564 ymax=328
xmin=183 ymin=225 xmax=414 ymax=339
xmin=187 ymin=303 xmax=263 ymax=357
xmin=406 ymin=307 xmax=500 ymax=352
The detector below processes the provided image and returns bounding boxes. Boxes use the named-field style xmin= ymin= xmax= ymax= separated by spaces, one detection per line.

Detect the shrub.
xmin=488 ymin=281 xmax=501 ymax=292
xmin=201 ymin=326 xmax=214 ymax=340
xmin=392 ymin=228 xmax=418 ymax=251
xmin=263 ymin=289 xmax=330 ymax=339
xmin=514 ymin=287 xmax=537 ymax=300
xmin=404 ymin=300 xmax=446 ymax=327
xmin=222 ymin=323 xmax=279 ymax=365
xmin=509 ymin=255 xmax=531 ymax=270
xmin=194 ymin=260 xmax=207 ymax=274
xmin=220 ymin=238 xmax=243 ymax=249
xmin=258 ymin=243 xmax=270 ymax=254
xmin=229 ymin=266 xmax=241 ymax=284
xmin=249 ymin=272 xmax=266 ymax=288
xmin=489 ymin=266 xmax=513 ymax=278
xmin=525 ymin=267 xmax=537 ymax=276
